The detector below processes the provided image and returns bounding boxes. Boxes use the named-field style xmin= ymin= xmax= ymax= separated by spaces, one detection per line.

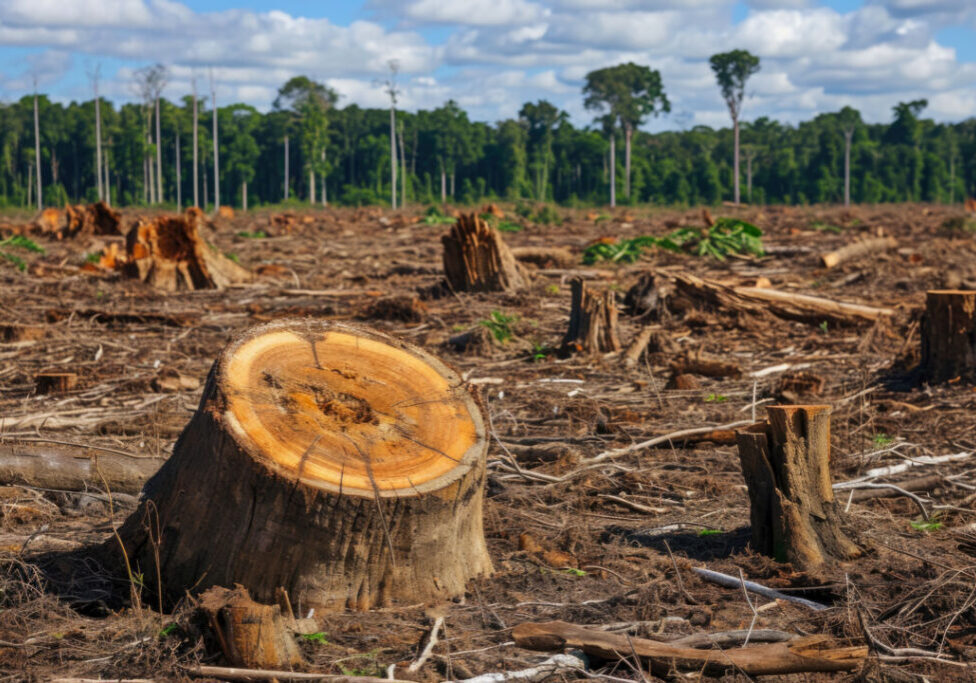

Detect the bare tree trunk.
xmin=624 ymin=124 xmax=632 ymax=199
xmin=175 ymin=132 xmax=182 ymax=211
xmin=283 ymin=136 xmax=289 ymax=201
xmin=843 ymin=129 xmax=852 ymax=208
xmin=211 ymin=72 xmax=220 ymax=212
xmin=450 ymin=172 xmax=455 ymax=198
xmin=733 ymin=115 xmax=740 ymax=205
xmin=321 ymin=147 xmax=327 ymax=207
xmin=192 ymin=77 xmax=199 ymax=208
xmin=155 ymin=95 xmax=163 ymax=204
xmin=143 ymin=155 xmax=148 ymax=204
xmin=309 ymin=170 xmax=315 ymax=204
xmin=441 ymin=166 xmax=446 ymax=203
xmin=104 ymin=151 xmax=111 ymax=206
xmin=34 ymin=91 xmax=42 ymax=210
xmin=398 ymin=123 xmax=406 ymax=207
xmin=94 ymin=74 xmax=103 ymax=201
xmin=608 ymin=131 xmax=616 ymax=208
xmin=27 ymin=163 xmax=32 ymax=209
xmin=147 ymin=132 xmax=156 ymax=204
xmin=203 ymin=164 xmax=208 ymax=209
xmin=242 ymin=180 xmax=248 ymax=212
xmin=390 ymin=105 xmax=397 ymax=209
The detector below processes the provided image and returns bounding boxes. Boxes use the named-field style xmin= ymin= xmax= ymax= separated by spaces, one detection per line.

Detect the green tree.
xmin=709 ymin=49 xmax=760 ymax=205
xmin=519 ymin=100 xmax=565 ymax=201
xmin=583 ymin=62 xmax=669 ymax=206
xmin=274 ymin=76 xmax=339 ymax=204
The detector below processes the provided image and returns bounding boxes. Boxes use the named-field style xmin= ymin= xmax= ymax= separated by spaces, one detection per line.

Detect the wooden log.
xmin=736 ymin=406 xmax=861 ymax=571
xmin=561 ymin=278 xmax=621 ymax=355
xmin=198 ymin=585 xmax=304 ymax=670
xmin=510 ymin=246 xmax=575 ymax=269
xmin=115 ymin=320 xmax=492 ymax=610
xmin=34 ymin=372 xmax=78 ymax=394
xmin=920 ymin=290 xmax=976 ymax=383
xmin=0 ymin=442 xmax=164 ymax=494
xmin=512 ymin=620 xmax=867 ymax=677
xmin=671 ymin=350 xmax=742 ymax=378
xmin=124 ymin=207 xmax=251 ymax=291
xmin=441 ymin=213 xmax=527 ymax=292
xmin=670 ymin=272 xmax=893 ymax=327
xmin=820 ymin=236 xmax=897 ymax=269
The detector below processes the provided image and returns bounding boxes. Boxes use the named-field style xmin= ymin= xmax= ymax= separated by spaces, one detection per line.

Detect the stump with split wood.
xmin=116 ymin=320 xmax=492 ymax=609
xmin=736 ymin=405 xmax=860 ymax=572
xmin=921 ymin=290 xmax=976 ymax=383
xmin=442 ymin=213 xmax=527 ymax=292
xmin=124 ymin=207 xmax=250 ymax=291
xmin=562 ymin=278 xmax=621 ymax=355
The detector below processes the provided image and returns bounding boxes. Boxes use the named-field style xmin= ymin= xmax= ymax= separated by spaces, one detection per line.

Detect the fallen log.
xmin=512 ymin=620 xmax=866 ymax=676
xmin=670 ymin=272 xmax=894 ymax=327
xmin=510 ymin=246 xmax=575 ymax=269
xmin=184 ymin=666 xmax=412 ymax=682
xmin=114 ymin=320 xmax=492 ymax=610
xmin=0 ymin=442 xmax=165 ymax=494
xmin=736 ymin=406 xmax=861 ymax=571
xmin=820 ymin=237 xmax=897 ymax=269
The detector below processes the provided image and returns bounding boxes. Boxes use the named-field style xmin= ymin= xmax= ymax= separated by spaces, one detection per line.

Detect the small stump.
xmin=442 ymin=213 xmax=526 ymax=292
xmin=116 ymin=320 xmax=492 ymax=610
xmin=736 ymin=405 xmax=860 ymax=572
xmin=921 ymin=290 xmax=976 ymax=383
xmin=562 ymin=278 xmax=621 ymax=355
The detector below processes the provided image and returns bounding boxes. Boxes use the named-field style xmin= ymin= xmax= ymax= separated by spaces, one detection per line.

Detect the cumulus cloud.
xmin=0 ymin=0 xmax=973 ymax=127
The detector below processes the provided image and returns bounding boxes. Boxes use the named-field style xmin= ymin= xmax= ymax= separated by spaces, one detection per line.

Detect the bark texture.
xmin=115 ymin=320 xmax=492 ymax=610
xmin=124 ymin=207 xmax=251 ymax=291
xmin=562 ymin=278 xmax=621 ymax=355
xmin=442 ymin=213 xmax=527 ymax=292
xmin=921 ymin=290 xmax=976 ymax=383
xmin=736 ymin=405 xmax=861 ymax=571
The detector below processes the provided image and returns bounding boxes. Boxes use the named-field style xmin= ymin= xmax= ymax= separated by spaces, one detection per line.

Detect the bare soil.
xmin=1 ymin=203 xmax=975 ymax=681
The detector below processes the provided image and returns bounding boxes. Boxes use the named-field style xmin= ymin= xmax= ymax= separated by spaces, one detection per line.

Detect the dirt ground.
xmin=1 ymin=203 xmax=975 ymax=681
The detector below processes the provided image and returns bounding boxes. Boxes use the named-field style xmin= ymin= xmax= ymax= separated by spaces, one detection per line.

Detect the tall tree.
xmin=192 ymin=75 xmax=199 ymax=207
xmin=210 ymin=69 xmax=220 ymax=212
xmin=274 ymin=75 xmax=338 ymax=205
xmin=33 ymin=79 xmax=42 ymax=209
xmin=837 ymin=106 xmax=861 ymax=207
xmin=89 ymin=65 xmax=103 ymax=201
xmin=583 ymin=62 xmax=669 ymax=204
xmin=384 ymin=61 xmax=400 ymax=209
xmin=519 ymin=100 xmax=565 ymax=201
xmin=709 ymin=49 xmax=760 ymax=205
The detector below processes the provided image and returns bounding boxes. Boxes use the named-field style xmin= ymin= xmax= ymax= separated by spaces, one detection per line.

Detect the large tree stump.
xmin=562 ymin=278 xmax=621 ymax=354
xmin=442 ymin=213 xmax=527 ymax=292
xmin=736 ymin=406 xmax=860 ymax=572
xmin=124 ymin=207 xmax=250 ymax=291
xmin=116 ymin=320 xmax=492 ymax=610
xmin=921 ymin=290 xmax=976 ymax=383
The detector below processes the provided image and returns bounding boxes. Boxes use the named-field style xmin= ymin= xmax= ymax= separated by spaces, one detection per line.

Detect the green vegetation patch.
xmin=583 ymin=218 xmax=764 ymax=265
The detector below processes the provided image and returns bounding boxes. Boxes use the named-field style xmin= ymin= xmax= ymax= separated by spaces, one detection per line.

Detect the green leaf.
xmin=561 ymin=567 xmax=587 ymax=576
xmin=910 ymin=520 xmax=942 ymax=532
xmin=158 ymin=623 xmax=179 ymax=638
xmin=697 ymin=528 xmax=724 ymax=536
xmin=0 ymin=251 xmax=26 ymax=271
xmin=301 ymin=631 xmax=328 ymax=643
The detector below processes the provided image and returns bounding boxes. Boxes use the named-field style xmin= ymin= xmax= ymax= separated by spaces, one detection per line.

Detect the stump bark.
xmin=921 ymin=290 xmax=976 ymax=383
xmin=116 ymin=320 xmax=492 ymax=610
xmin=562 ymin=278 xmax=621 ymax=355
xmin=124 ymin=207 xmax=250 ymax=291
xmin=442 ymin=213 xmax=527 ymax=292
xmin=736 ymin=405 xmax=860 ymax=571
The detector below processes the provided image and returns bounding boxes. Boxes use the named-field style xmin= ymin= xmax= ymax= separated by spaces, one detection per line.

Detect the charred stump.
xmin=442 ymin=213 xmax=527 ymax=292
xmin=921 ymin=290 xmax=976 ymax=383
xmin=115 ymin=320 xmax=492 ymax=610
xmin=562 ymin=278 xmax=621 ymax=355
xmin=124 ymin=207 xmax=250 ymax=291
xmin=736 ymin=405 xmax=861 ymax=572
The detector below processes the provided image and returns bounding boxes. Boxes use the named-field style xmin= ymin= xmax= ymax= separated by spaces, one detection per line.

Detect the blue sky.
xmin=1 ymin=0 xmax=974 ymax=130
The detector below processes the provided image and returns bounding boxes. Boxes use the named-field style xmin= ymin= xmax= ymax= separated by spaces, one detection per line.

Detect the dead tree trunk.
xmin=736 ymin=405 xmax=860 ymax=572
xmin=124 ymin=207 xmax=250 ymax=291
xmin=921 ymin=290 xmax=976 ymax=383
xmin=115 ymin=320 xmax=492 ymax=610
xmin=562 ymin=278 xmax=621 ymax=355
xmin=442 ymin=213 xmax=527 ymax=292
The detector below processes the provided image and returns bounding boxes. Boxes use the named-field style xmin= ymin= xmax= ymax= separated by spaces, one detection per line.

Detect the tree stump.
xmin=736 ymin=406 xmax=860 ymax=572
xmin=63 ymin=201 xmax=122 ymax=238
xmin=562 ymin=278 xmax=621 ymax=354
xmin=116 ymin=320 xmax=492 ymax=610
xmin=921 ymin=290 xmax=976 ymax=383
xmin=124 ymin=207 xmax=250 ymax=291
xmin=442 ymin=213 xmax=527 ymax=292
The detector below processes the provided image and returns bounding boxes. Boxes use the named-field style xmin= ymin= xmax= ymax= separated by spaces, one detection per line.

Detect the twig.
xmin=662 ymin=540 xmax=698 ymax=605
xmin=407 ymin=615 xmax=444 ymax=673
xmin=183 ymin=666 xmax=413 ymax=681
xmin=585 ymin=420 xmax=752 ymax=464
xmin=691 ymin=567 xmax=828 ymax=611
xmin=737 ymin=568 xmax=759 ymax=646
xmin=446 ymin=654 xmax=585 ymax=683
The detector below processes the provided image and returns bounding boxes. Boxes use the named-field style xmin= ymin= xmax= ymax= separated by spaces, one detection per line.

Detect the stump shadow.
xmin=606 ymin=525 xmax=752 ymax=562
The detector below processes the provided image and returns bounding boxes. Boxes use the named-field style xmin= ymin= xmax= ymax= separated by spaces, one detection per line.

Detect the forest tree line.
xmin=1 ymin=71 xmax=974 ymax=210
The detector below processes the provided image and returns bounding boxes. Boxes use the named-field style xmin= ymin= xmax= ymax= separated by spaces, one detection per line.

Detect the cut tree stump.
xmin=736 ymin=405 xmax=861 ymax=572
xmin=562 ymin=278 xmax=621 ymax=355
xmin=115 ymin=320 xmax=492 ymax=610
xmin=198 ymin=585 xmax=304 ymax=670
xmin=124 ymin=207 xmax=251 ymax=291
xmin=63 ymin=201 xmax=122 ymax=239
xmin=921 ymin=290 xmax=976 ymax=383
xmin=442 ymin=213 xmax=527 ymax=292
